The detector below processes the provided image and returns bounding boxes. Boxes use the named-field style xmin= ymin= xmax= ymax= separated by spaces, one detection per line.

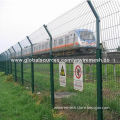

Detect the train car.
xmin=75 ymin=29 xmax=96 ymax=47
xmin=22 ymin=29 xmax=96 ymax=57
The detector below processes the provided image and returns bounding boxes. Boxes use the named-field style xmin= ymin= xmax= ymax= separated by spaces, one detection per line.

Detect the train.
xmin=16 ymin=29 xmax=96 ymax=57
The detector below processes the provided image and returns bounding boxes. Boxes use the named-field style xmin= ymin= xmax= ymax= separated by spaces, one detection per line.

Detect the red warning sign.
xmin=73 ymin=62 xmax=83 ymax=91
xmin=75 ymin=65 xmax=82 ymax=79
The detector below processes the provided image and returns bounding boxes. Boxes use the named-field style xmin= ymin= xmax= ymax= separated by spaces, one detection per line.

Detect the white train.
xmin=17 ymin=29 xmax=96 ymax=57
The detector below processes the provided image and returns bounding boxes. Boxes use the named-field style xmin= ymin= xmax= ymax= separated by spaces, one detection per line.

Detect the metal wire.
xmin=0 ymin=0 xmax=120 ymax=119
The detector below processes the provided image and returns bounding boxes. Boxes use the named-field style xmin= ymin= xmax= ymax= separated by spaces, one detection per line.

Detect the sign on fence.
xmin=59 ymin=62 xmax=66 ymax=87
xmin=73 ymin=62 xmax=83 ymax=91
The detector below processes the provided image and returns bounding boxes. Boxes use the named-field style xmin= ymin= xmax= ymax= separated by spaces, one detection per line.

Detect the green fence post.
xmin=3 ymin=53 xmax=6 ymax=73
xmin=3 ymin=53 xmax=6 ymax=74
xmin=7 ymin=50 xmax=11 ymax=74
xmin=26 ymin=36 xmax=34 ymax=93
xmin=7 ymin=51 xmax=10 ymax=74
xmin=5 ymin=51 xmax=9 ymax=75
xmin=8 ymin=49 xmax=12 ymax=74
xmin=18 ymin=42 xmax=24 ymax=85
xmin=12 ymin=46 xmax=17 ymax=82
xmin=43 ymin=24 xmax=55 ymax=108
xmin=0 ymin=53 xmax=5 ymax=72
xmin=4 ymin=53 xmax=7 ymax=75
xmin=5 ymin=52 xmax=8 ymax=74
xmin=87 ymin=1 xmax=103 ymax=120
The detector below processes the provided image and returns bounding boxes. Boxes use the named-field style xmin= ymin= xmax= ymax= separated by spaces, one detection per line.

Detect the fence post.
xmin=7 ymin=50 xmax=10 ymax=74
xmin=3 ymin=53 xmax=7 ymax=75
xmin=4 ymin=53 xmax=6 ymax=73
xmin=2 ymin=53 xmax=6 ymax=73
xmin=87 ymin=1 xmax=103 ymax=120
xmin=26 ymin=36 xmax=34 ymax=93
xmin=18 ymin=42 xmax=24 ymax=85
xmin=8 ymin=49 xmax=12 ymax=74
xmin=5 ymin=51 xmax=9 ymax=75
xmin=12 ymin=46 xmax=17 ymax=82
xmin=43 ymin=24 xmax=55 ymax=108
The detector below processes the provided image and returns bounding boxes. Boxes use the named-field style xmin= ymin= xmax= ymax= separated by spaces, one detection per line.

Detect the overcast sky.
xmin=0 ymin=0 xmax=82 ymax=53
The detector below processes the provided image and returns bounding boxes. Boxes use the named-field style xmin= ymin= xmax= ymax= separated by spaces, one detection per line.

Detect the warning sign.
xmin=60 ymin=65 xmax=65 ymax=76
xmin=59 ymin=62 xmax=66 ymax=87
xmin=73 ymin=62 xmax=83 ymax=91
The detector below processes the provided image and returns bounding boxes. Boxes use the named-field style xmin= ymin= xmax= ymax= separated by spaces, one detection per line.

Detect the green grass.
xmin=11 ymin=63 xmax=120 ymax=118
xmin=0 ymin=73 xmax=65 ymax=120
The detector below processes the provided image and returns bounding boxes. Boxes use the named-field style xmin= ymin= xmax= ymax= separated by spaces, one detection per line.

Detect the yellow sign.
xmin=60 ymin=65 xmax=65 ymax=76
xmin=59 ymin=62 xmax=66 ymax=87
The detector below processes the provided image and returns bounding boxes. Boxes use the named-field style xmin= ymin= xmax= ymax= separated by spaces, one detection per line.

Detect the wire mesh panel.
xmin=92 ymin=0 xmax=120 ymax=52
xmin=53 ymin=62 xmax=97 ymax=120
xmin=102 ymin=64 xmax=120 ymax=119
xmin=16 ymin=63 xmax=21 ymax=83
xmin=0 ymin=0 xmax=120 ymax=119
xmin=43 ymin=1 xmax=97 ymax=119
xmin=23 ymin=62 xmax=31 ymax=89
xmin=9 ymin=47 xmax=15 ymax=58
xmin=34 ymin=63 xmax=50 ymax=92
xmin=0 ymin=54 xmax=5 ymax=72
xmin=19 ymin=38 xmax=31 ymax=57
xmin=13 ymin=43 xmax=21 ymax=58
xmin=29 ymin=27 xmax=49 ymax=44
xmin=12 ymin=62 xmax=15 ymax=79
xmin=91 ymin=0 xmax=120 ymax=119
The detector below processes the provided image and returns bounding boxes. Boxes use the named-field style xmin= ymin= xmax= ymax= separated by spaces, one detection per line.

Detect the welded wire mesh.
xmin=3 ymin=0 xmax=119 ymax=56
xmin=47 ymin=1 xmax=96 ymax=39
xmin=34 ymin=63 xmax=50 ymax=92
xmin=13 ymin=43 xmax=21 ymax=57
xmin=9 ymin=47 xmax=15 ymax=58
xmin=92 ymin=0 xmax=120 ymax=52
xmin=19 ymin=38 xmax=31 ymax=48
xmin=12 ymin=62 xmax=15 ymax=79
xmin=102 ymin=63 xmax=120 ymax=119
xmin=16 ymin=63 xmax=21 ymax=83
xmin=23 ymin=62 xmax=31 ymax=88
xmin=0 ymin=0 xmax=120 ymax=120
xmin=29 ymin=27 xmax=49 ymax=44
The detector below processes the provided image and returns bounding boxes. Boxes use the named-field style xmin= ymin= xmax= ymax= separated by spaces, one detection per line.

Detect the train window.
xmin=59 ymin=38 xmax=63 ymax=45
xmin=65 ymin=36 xmax=69 ymax=44
xmin=80 ymin=31 xmax=95 ymax=40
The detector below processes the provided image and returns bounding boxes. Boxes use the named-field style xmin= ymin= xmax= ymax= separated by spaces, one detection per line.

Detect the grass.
xmin=10 ymin=63 xmax=120 ymax=119
xmin=0 ymin=72 xmax=66 ymax=120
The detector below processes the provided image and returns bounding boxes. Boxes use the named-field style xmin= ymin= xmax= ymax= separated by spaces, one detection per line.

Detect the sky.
xmin=0 ymin=0 xmax=82 ymax=53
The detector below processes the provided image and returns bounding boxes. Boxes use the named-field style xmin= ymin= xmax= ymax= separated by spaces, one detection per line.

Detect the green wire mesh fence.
xmin=0 ymin=0 xmax=120 ymax=120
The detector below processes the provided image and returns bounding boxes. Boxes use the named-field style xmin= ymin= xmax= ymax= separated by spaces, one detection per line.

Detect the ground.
xmin=0 ymin=73 xmax=65 ymax=120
